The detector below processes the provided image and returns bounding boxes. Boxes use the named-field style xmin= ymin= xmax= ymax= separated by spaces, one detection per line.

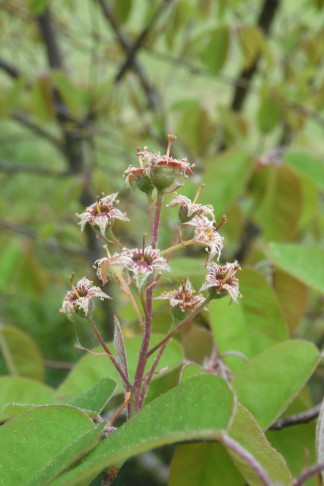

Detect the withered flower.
xmin=184 ymin=216 xmax=224 ymax=260
xmin=156 ymin=278 xmax=205 ymax=313
xmin=167 ymin=193 xmax=215 ymax=222
xmin=200 ymin=261 xmax=241 ymax=303
xmin=77 ymin=193 xmax=129 ymax=237
xmin=60 ymin=277 xmax=111 ymax=320
xmin=121 ymin=245 xmax=171 ymax=289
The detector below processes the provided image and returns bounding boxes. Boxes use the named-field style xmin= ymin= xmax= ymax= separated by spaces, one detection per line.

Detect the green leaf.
xmin=174 ymin=99 xmax=215 ymax=154
xmin=0 ymin=325 xmax=45 ymax=381
xmin=273 ymin=270 xmax=309 ymax=332
xmin=284 ymin=152 xmax=324 ymax=191
xmin=238 ymin=26 xmax=266 ymax=68
xmin=0 ymin=405 xmax=95 ymax=485
xmin=52 ymin=375 xmax=234 ymax=485
xmin=209 ymin=268 xmax=288 ymax=366
xmin=64 ymin=378 xmax=117 ymax=415
xmin=0 ymin=376 xmax=55 ymax=421
xmin=239 ymin=268 xmax=288 ymax=351
xmin=232 ymin=340 xmax=320 ymax=429
xmin=28 ymin=0 xmax=49 ymax=15
xmin=254 ymin=166 xmax=303 ymax=241
xmin=169 ymin=443 xmax=243 ymax=486
xmin=267 ymin=243 xmax=324 ymax=293
xmin=113 ymin=0 xmax=132 ymax=23
xmin=200 ymin=150 xmax=254 ymax=213
xmin=57 ymin=334 xmax=183 ymax=398
xmin=267 ymin=396 xmax=316 ymax=483
xmin=50 ymin=70 xmax=86 ymax=115
xmin=257 ymin=89 xmax=282 ymax=133
xmin=197 ymin=26 xmax=230 ymax=75
xmin=30 ymin=425 xmax=105 ymax=486
xmin=229 ymin=404 xmax=292 ymax=485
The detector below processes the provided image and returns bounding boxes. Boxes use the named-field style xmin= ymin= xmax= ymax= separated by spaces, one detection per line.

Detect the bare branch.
xmin=0 ymin=160 xmax=66 ymax=177
xmin=0 ymin=217 xmax=91 ymax=258
xmin=96 ymin=0 xmax=161 ymax=109
xmin=11 ymin=111 xmax=62 ymax=148
xmin=270 ymin=403 xmax=321 ymax=431
xmin=231 ymin=0 xmax=281 ymax=113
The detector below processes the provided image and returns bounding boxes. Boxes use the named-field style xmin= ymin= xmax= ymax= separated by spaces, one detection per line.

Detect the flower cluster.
xmin=61 ymin=135 xmax=241 ymax=336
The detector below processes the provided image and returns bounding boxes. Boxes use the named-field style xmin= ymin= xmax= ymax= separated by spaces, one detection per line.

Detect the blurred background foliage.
xmin=0 ymin=0 xmax=323 ymax=413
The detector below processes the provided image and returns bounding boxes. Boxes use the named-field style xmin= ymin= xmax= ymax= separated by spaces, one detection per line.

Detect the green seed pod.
xmin=135 ymin=174 xmax=154 ymax=194
xmin=150 ymin=166 xmax=175 ymax=192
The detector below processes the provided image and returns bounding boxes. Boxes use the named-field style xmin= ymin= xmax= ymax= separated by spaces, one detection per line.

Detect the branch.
xmin=11 ymin=111 xmax=62 ymax=148
xmin=0 ymin=160 xmax=66 ymax=177
xmin=0 ymin=217 xmax=91 ymax=258
xmin=270 ymin=403 xmax=321 ymax=431
xmin=0 ymin=58 xmax=21 ymax=79
xmin=231 ymin=0 xmax=281 ymax=112
xmin=96 ymin=0 xmax=161 ymax=109
xmin=36 ymin=9 xmax=86 ymax=174
xmin=115 ymin=1 xmax=170 ymax=83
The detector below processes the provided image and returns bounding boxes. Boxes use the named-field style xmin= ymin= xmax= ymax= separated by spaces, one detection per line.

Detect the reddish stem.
xmin=151 ymin=191 xmax=163 ymax=249
xmin=88 ymin=317 xmax=132 ymax=391
xmin=147 ymin=297 xmax=211 ymax=358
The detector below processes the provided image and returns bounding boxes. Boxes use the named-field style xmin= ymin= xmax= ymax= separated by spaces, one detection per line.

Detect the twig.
xmin=0 ymin=160 xmax=66 ymax=177
xmin=230 ymin=0 xmax=281 ymax=113
xmin=292 ymin=463 xmax=324 ymax=486
xmin=96 ymin=0 xmax=161 ymax=109
xmin=220 ymin=434 xmax=273 ymax=486
xmin=11 ymin=111 xmax=62 ymax=149
xmin=270 ymin=403 xmax=321 ymax=430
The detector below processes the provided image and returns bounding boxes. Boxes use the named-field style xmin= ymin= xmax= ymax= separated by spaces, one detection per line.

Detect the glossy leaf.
xmin=0 ymin=376 xmax=55 ymax=421
xmin=169 ymin=443 xmax=243 ymax=486
xmin=267 ymin=243 xmax=324 ymax=293
xmin=200 ymin=150 xmax=254 ymax=213
xmin=0 ymin=405 xmax=95 ymax=485
xmin=238 ymin=26 xmax=266 ymax=68
xmin=52 ymin=375 xmax=234 ymax=485
xmin=229 ymin=404 xmax=292 ymax=485
xmin=232 ymin=340 xmax=320 ymax=429
xmin=0 ymin=325 xmax=45 ymax=381
xmin=57 ymin=334 xmax=183 ymax=397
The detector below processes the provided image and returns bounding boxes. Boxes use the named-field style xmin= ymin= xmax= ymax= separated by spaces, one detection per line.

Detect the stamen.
xmin=142 ymin=233 xmax=147 ymax=253
xmin=166 ymin=134 xmax=177 ymax=159
xmin=96 ymin=193 xmax=104 ymax=215
xmin=215 ymin=215 xmax=227 ymax=231
xmin=70 ymin=273 xmax=81 ymax=298
xmin=193 ymin=183 xmax=205 ymax=204
xmin=103 ymin=244 xmax=111 ymax=258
